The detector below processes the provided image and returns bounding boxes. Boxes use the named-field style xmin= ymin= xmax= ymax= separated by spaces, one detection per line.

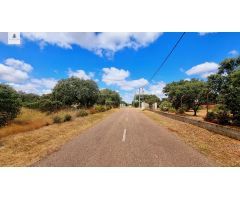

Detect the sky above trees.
xmin=0 ymin=32 xmax=240 ymax=102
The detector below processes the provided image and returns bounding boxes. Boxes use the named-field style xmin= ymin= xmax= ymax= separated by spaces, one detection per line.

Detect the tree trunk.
xmin=193 ymin=109 xmax=197 ymax=116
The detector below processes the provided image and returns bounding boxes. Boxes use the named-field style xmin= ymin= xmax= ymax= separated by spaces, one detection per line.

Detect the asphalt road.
xmin=35 ymin=108 xmax=214 ymax=167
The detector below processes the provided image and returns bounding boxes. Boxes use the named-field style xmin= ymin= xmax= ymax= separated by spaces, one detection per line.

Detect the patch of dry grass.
xmin=0 ymin=109 xmax=117 ymax=166
xmin=0 ymin=108 xmax=84 ymax=139
xmin=143 ymin=110 xmax=240 ymax=167
xmin=0 ymin=108 xmax=52 ymax=138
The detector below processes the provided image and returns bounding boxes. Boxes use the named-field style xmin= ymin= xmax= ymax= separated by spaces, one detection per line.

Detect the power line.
xmin=148 ymin=32 xmax=186 ymax=83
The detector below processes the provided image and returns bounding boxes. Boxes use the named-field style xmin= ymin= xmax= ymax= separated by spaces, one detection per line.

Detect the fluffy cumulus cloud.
xmin=185 ymin=62 xmax=219 ymax=78
xmin=102 ymin=67 xmax=148 ymax=91
xmin=8 ymin=78 xmax=58 ymax=95
xmin=228 ymin=49 xmax=239 ymax=56
xmin=0 ymin=58 xmax=33 ymax=83
xmin=147 ymin=81 xmax=166 ymax=99
xmin=0 ymin=58 xmax=57 ymax=94
xmin=21 ymin=32 xmax=162 ymax=57
xmin=68 ymin=69 xmax=94 ymax=80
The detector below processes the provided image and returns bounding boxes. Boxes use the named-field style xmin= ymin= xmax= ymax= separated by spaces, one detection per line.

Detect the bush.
xmin=216 ymin=110 xmax=230 ymax=125
xmin=159 ymin=101 xmax=172 ymax=112
xmin=106 ymin=105 xmax=112 ymax=110
xmin=0 ymin=84 xmax=21 ymax=126
xmin=76 ymin=109 xmax=88 ymax=117
xmin=63 ymin=114 xmax=72 ymax=122
xmin=232 ymin=114 xmax=240 ymax=126
xmin=176 ymin=107 xmax=185 ymax=114
xmin=94 ymin=105 xmax=106 ymax=112
xmin=168 ymin=107 xmax=176 ymax=113
xmin=39 ymin=100 xmax=62 ymax=112
xmin=204 ymin=111 xmax=216 ymax=122
xmin=53 ymin=116 xmax=62 ymax=123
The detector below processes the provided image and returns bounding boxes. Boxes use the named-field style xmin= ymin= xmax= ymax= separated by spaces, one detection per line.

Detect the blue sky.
xmin=0 ymin=32 xmax=240 ymax=102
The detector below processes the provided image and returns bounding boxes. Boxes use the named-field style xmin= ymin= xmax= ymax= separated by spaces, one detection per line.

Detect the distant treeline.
xmin=0 ymin=77 xmax=122 ymax=126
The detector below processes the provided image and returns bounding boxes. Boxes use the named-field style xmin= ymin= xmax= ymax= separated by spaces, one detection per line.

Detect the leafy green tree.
xmin=52 ymin=77 xmax=99 ymax=107
xmin=208 ymin=56 xmax=240 ymax=125
xmin=18 ymin=92 xmax=40 ymax=105
xmin=159 ymin=100 xmax=172 ymax=111
xmin=163 ymin=79 xmax=207 ymax=116
xmin=0 ymin=84 xmax=21 ymax=126
xmin=97 ymin=89 xmax=121 ymax=107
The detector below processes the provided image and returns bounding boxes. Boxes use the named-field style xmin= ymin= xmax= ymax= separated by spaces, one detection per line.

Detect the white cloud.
xmin=228 ymin=49 xmax=239 ymax=56
xmin=4 ymin=58 xmax=33 ymax=72
xmin=22 ymin=32 xmax=162 ymax=57
xmin=0 ymin=58 xmax=58 ymax=94
xmin=8 ymin=78 xmax=58 ymax=95
xmin=185 ymin=62 xmax=219 ymax=78
xmin=0 ymin=58 xmax=33 ymax=83
xmin=68 ymin=69 xmax=94 ymax=80
xmin=146 ymin=81 xmax=166 ymax=99
xmin=102 ymin=67 xmax=148 ymax=91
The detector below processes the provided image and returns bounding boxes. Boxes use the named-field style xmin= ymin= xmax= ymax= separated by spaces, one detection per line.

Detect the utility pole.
xmin=139 ymin=88 xmax=141 ymax=108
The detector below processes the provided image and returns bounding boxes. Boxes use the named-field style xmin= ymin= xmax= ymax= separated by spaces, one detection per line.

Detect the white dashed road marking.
xmin=122 ymin=129 xmax=127 ymax=142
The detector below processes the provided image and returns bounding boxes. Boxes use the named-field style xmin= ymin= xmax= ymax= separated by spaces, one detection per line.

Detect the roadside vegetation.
xmin=149 ymin=56 xmax=240 ymax=127
xmin=0 ymin=77 xmax=121 ymax=138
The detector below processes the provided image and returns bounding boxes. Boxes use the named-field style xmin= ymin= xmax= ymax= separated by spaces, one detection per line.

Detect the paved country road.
xmin=34 ymin=108 xmax=215 ymax=167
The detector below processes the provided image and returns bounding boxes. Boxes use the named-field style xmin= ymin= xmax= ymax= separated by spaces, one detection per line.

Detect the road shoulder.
xmin=142 ymin=110 xmax=240 ymax=167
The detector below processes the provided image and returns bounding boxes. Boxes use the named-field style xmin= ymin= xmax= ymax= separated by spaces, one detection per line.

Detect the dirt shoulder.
xmin=0 ymin=109 xmax=118 ymax=167
xmin=143 ymin=110 xmax=240 ymax=167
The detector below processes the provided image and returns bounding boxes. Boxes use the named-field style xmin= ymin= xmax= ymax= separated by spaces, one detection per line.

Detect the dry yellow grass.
xmin=0 ymin=108 xmax=83 ymax=138
xmin=0 ymin=109 xmax=117 ymax=166
xmin=0 ymin=108 xmax=52 ymax=138
xmin=143 ymin=110 xmax=240 ymax=167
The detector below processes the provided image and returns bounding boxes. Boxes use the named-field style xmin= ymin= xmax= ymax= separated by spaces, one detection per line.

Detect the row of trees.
xmin=162 ymin=56 xmax=240 ymax=125
xmin=0 ymin=77 xmax=121 ymax=126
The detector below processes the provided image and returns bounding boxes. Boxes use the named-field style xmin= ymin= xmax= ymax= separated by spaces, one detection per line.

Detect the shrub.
xmin=76 ymin=109 xmax=88 ymax=117
xmin=204 ymin=111 xmax=216 ymax=122
xmin=94 ymin=105 xmax=106 ymax=112
xmin=0 ymin=84 xmax=21 ymax=126
xmin=216 ymin=110 xmax=230 ymax=125
xmin=168 ymin=107 xmax=176 ymax=113
xmin=106 ymin=105 xmax=112 ymax=110
xmin=63 ymin=114 xmax=72 ymax=122
xmin=176 ymin=107 xmax=185 ymax=114
xmin=159 ymin=101 xmax=172 ymax=112
xmin=232 ymin=114 xmax=240 ymax=126
xmin=53 ymin=116 xmax=62 ymax=123
xmin=39 ymin=100 xmax=62 ymax=112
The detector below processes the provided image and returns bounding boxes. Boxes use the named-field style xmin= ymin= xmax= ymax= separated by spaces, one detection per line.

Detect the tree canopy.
xmin=0 ymin=84 xmax=21 ymax=126
xmin=132 ymin=94 xmax=160 ymax=107
xmin=163 ymin=79 xmax=207 ymax=115
xmin=207 ymin=56 xmax=240 ymax=124
xmin=97 ymin=89 xmax=121 ymax=107
xmin=52 ymin=77 xmax=99 ymax=107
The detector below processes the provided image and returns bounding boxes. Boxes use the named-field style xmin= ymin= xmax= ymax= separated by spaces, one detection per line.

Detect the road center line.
xmin=122 ymin=129 xmax=127 ymax=142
